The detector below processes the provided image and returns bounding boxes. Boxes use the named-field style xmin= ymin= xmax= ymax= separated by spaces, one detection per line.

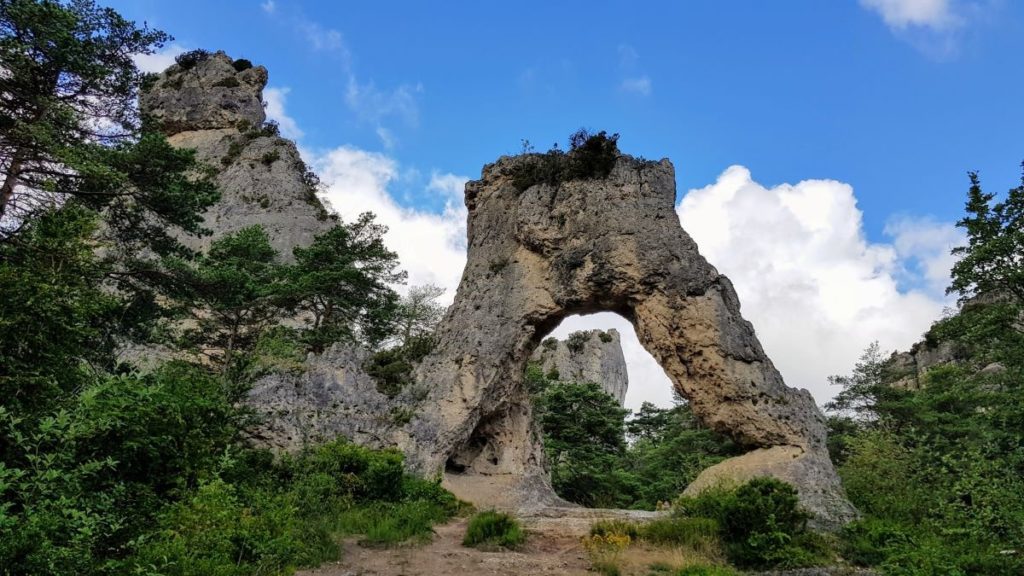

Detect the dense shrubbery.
xmin=511 ymin=129 xmax=622 ymax=191
xmin=529 ymin=365 xmax=738 ymax=510
xmin=822 ymin=166 xmax=1024 ymax=575
xmin=675 ymin=478 xmax=829 ymax=569
xmin=462 ymin=511 xmax=526 ymax=549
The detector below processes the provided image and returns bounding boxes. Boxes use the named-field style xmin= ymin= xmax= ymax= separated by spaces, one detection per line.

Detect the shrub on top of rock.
xmin=511 ymin=128 xmax=621 ymax=191
xmin=175 ymin=48 xmax=211 ymax=71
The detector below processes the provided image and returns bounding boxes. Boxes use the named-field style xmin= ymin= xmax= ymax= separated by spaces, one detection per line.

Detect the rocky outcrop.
xmin=245 ymin=344 xmax=423 ymax=453
xmin=140 ymin=51 xmax=332 ymax=259
xmin=401 ymin=153 xmax=857 ymax=527
xmin=530 ymin=329 xmax=629 ymax=404
xmin=887 ymin=340 xmax=958 ymax=389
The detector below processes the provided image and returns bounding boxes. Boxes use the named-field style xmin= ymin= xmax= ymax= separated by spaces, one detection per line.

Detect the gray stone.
xmin=140 ymin=52 xmax=333 ymax=260
xmin=244 ymin=343 xmax=426 ymax=453
xmin=141 ymin=51 xmax=267 ymax=134
xmin=402 ymin=154 xmax=857 ymax=527
xmin=530 ymin=329 xmax=628 ymax=404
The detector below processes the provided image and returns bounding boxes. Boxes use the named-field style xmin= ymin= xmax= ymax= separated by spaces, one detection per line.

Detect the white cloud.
xmin=300 ymin=20 xmax=347 ymax=54
xmin=677 ymin=165 xmax=953 ymax=404
xmin=260 ymin=0 xmax=275 ymax=14
xmin=620 ymin=76 xmax=652 ymax=96
xmin=345 ymin=78 xmax=422 ymax=128
xmin=861 ymin=0 xmax=956 ymax=29
xmin=885 ymin=215 xmax=964 ymax=295
xmin=133 ymin=44 xmax=186 ymax=74
xmin=263 ymin=87 xmax=304 ymax=140
xmin=312 ymin=147 xmax=468 ymax=298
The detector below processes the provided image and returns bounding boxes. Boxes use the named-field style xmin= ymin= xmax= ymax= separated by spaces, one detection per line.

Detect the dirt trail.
xmin=298 ymin=515 xmax=593 ymax=576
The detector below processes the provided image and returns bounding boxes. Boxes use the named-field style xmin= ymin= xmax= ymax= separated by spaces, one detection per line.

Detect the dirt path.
xmin=298 ymin=515 xmax=593 ymax=576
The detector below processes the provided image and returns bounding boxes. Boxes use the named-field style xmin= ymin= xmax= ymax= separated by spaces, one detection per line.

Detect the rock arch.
xmin=406 ymin=154 xmax=857 ymax=527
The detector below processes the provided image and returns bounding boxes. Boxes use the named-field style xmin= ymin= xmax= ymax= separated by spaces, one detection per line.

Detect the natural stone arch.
xmin=406 ymin=153 xmax=857 ymax=527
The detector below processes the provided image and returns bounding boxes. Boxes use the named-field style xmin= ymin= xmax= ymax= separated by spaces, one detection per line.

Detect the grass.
xmin=329 ymin=501 xmax=453 ymax=547
xmin=462 ymin=510 xmax=526 ymax=550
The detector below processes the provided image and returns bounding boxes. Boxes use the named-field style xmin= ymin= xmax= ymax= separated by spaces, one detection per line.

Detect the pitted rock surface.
xmin=406 ymin=154 xmax=857 ymax=527
xmin=530 ymin=329 xmax=629 ymax=404
xmin=141 ymin=51 xmax=267 ymax=134
xmin=141 ymin=52 xmax=332 ymax=259
xmin=245 ymin=344 xmax=420 ymax=453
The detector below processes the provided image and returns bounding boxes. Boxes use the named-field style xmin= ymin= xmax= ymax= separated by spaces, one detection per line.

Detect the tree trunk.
xmin=0 ymin=152 xmax=25 ymax=220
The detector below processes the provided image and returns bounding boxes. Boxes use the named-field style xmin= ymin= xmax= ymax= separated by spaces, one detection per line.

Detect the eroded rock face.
xmin=406 ymin=154 xmax=857 ymax=527
xmin=140 ymin=51 xmax=333 ymax=259
xmin=530 ymin=329 xmax=629 ymax=405
xmin=141 ymin=51 xmax=267 ymax=134
xmin=245 ymin=344 xmax=423 ymax=452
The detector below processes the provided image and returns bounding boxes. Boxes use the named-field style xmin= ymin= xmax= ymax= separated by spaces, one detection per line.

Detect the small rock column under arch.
xmin=406 ymin=154 xmax=857 ymax=528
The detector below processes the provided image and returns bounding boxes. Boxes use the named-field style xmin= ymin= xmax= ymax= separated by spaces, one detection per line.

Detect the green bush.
xmin=510 ymin=129 xmax=621 ymax=191
xmin=840 ymin=517 xmax=911 ymax=567
xmin=232 ymin=58 xmax=253 ymax=71
xmin=175 ymin=48 xmax=210 ymax=70
xmin=590 ymin=519 xmax=641 ymax=540
xmin=675 ymin=478 xmax=828 ymax=569
xmin=640 ymin=517 xmax=720 ymax=551
xmin=365 ymin=335 xmax=436 ymax=397
xmin=463 ymin=510 xmax=526 ymax=549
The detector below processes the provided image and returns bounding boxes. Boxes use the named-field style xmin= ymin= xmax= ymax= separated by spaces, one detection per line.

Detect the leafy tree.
xmin=0 ymin=0 xmax=217 ymax=251
xmin=391 ymin=283 xmax=446 ymax=347
xmin=286 ymin=213 xmax=405 ymax=352
xmin=948 ymin=166 xmax=1024 ymax=302
xmin=536 ymin=380 xmax=633 ymax=507
xmin=0 ymin=204 xmax=122 ymax=415
xmin=166 ymin=226 xmax=284 ymax=378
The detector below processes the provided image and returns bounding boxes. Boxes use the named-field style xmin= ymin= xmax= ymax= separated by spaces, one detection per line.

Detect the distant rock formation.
xmin=530 ymin=329 xmax=629 ymax=405
xmin=140 ymin=50 xmax=332 ymax=259
xmin=405 ymin=153 xmax=857 ymax=527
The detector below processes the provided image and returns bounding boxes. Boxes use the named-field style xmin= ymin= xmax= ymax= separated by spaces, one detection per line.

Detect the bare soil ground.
xmin=297 ymin=515 xmax=593 ymax=576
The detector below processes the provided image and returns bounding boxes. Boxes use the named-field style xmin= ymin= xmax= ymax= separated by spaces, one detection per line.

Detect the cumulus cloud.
xmin=312 ymin=147 xmax=468 ymax=297
xmin=133 ymin=44 xmax=186 ymax=74
xmin=885 ymin=215 xmax=964 ymax=295
xmin=677 ymin=165 xmax=955 ymax=403
xmin=861 ymin=0 xmax=956 ymax=30
xmin=263 ymin=87 xmax=304 ymax=140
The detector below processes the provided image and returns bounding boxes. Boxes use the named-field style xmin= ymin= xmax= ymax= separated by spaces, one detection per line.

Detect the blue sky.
xmin=119 ymin=0 xmax=1022 ymax=408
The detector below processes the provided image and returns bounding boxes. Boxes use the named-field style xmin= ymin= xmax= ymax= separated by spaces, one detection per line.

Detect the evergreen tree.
xmin=948 ymin=166 xmax=1024 ymax=302
xmin=0 ymin=0 xmax=217 ymax=253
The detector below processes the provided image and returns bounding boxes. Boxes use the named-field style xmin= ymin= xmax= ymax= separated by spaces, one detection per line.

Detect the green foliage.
xmin=232 ymin=58 xmax=253 ymax=71
xmin=261 ymin=149 xmax=281 ymax=165
xmin=0 ymin=206 xmax=123 ymax=415
xmin=510 ymin=129 xmax=622 ymax=191
xmin=365 ymin=334 xmax=435 ymax=397
xmin=390 ymin=283 xmax=446 ymax=348
xmin=639 ymin=517 xmax=720 ymax=550
xmin=166 ymin=226 xmax=284 ymax=377
xmin=566 ymin=330 xmax=590 ymax=353
xmin=462 ymin=510 xmax=526 ymax=549
xmin=175 ymin=48 xmax=211 ymax=70
xmin=285 ymin=213 xmax=405 ymax=351
xmin=212 ymin=75 xmax=240 ymax=88
xmin=675 ymin=478 xmax=827 ymax=569
xmin=948 ymin=166 xmax=1024 ymax=302
xmin=537 ymin=381 xmax=633 ymax=507
xmin=0 ymin=0 xmax=218 ymax=251
xmin=826 ymin=291 xmax=1024 ymax=573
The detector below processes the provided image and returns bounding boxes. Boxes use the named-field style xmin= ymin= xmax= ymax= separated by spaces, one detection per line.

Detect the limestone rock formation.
xmin=887 ymin=340 xmax=959 ymax=389
xmin=530 ymin=329 xmax=629 ymax=405
xmin=140 ymin=51 xmax=332 ymax=259
xmin=245 ymin=344 xmax=423 ymax=453
xmin=403 ymin=154 xmax=857 ymax=527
